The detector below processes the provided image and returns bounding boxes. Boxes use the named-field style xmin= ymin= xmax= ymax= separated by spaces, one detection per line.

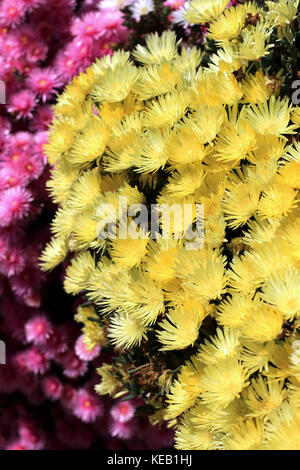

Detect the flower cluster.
xmin=0 ymin=0 xmax=177 ymax=451
xmin=41 ymin=0 xmax=300 ymax=450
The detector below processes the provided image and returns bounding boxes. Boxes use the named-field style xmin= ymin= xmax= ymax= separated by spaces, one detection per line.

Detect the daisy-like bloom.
xmin=42 ymin=375 xmax=63 ymax=401
xmin=207 ymin=4 xmax=247 ymax=44
xmin=169 ymin=6 xmax=189 ymax=27
xmin=223 ymin=419 xmax=264 ymax=450
xmin=261 ymin=267 xmax=300 ymax=320
xmin=109 ymin=227 xmax=149 ymax=270
xmin=239 ymin=23 xmax=273 ymax=62
xmin=267 ymin=0 xmax=300 ymax=28
xmin=72 ymin=388 xmax=103 ymax=423
xmin=184 ymin=0 xmax=229 ymax=24
xmin=22 ymin=347 xmax=50 ymax=375
xmin=25 ymin=315 xmax=53 ymax=345
xmin=144 ymin=90 xmax=189 ymax=128
xmin=200 ymin=358 xmax=250 ymax=409
xmin=39 ymin=236 xmax=68 ymax=271
xmin=26 ymin=40 xmax=48 ymax=63
xmin=107 ymin=312 xmax=148 ymax=349
xmin=247 ymin=95 xmax=297 ymax=136
xmin=198 ymin=328 xmax=242 ymax=365
xmin=0 ymin=0 xmax=26 ymax=27
xmin=241 ymin=70 xmax=272 ymax=104
xmin=7 ymin=90 xmax=37 ymax=119
xmin=60 ymin=351 xmax=88 ymax=379
xmin=244 ymin=376 xmax=288 ymax=420
xmin=0 ymin=247 xmax=26 ymax=277
xmin=110 ymin=399 xmax=136 ymax=423
xmin=109 ymin=418 xmax=136 ymax=440
xmin=257 ymin=183 xmax=298 ymax=219
xmin=163 ymin=0 xmax=185 ymax=9
xmin=26 ymin=68 xmax=62 ymax=102
xmin=157 ymin=304 xmax=203 ymax=351
xmin=263 ymin=402 xmax=300 ymax=450
xmin=0 ymin=186 xmax=33 ymax=227
xmin=71 ymin=12 xmax=103 ymax=39
xmin=75 ymin=334 xmax=101 ymax=361
xmin=133 ymin=31 xmax=180 ymax=65
xmin=129 ymin=0 xmax=155 ymax=21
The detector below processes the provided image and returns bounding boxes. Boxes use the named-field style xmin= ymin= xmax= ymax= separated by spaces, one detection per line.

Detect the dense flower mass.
xmin=0 ymin=0 xmax=178 ymax=451
xmin=41 ymin=0 xmax=300 ymax=450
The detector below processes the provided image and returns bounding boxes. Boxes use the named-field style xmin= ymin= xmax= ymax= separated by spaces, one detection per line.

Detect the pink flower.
xmin=163 ymin=0 xmax=184 ymax=9
xmin=40 ymin=326 xmax=68 ymax=359
xmin=74 ymin=334 xmax=101 ymax=361
xmin=7 ymin=90 xmax=37 ymax=119
xmin=25 ymin=315 xmax=53 ymax=345
xmin=0 ymin=0 xmax=26 ymax=27
xmin=71 ymin=12 xmax=103 ymax=39
xmin=10 ymin=131 xmax=33 ymax=153
xmin=26 ymin=41 xmax=48 ymax=63
xmin=21 ymin=0 xmax=46 ymax=13
xmin=42 ymin=375 xmax=63 ymax=400
xmin=72 ymin=388 xmax=103 ymax=422
xmin=26 ymin=67 xmax=62 ymax=102
xmin=60 ymin=351 xmax=88 ymax=378
xmin=18 ymin=420 xmax=44 ymax=450
xmin=0 ymin=166 xmax=29 ymax=190
xmin=22 ymin=347 xmax=50 ymax=374
xmin=110 ymin=399 xmax=136 ymax=423
xmin=0 ymin=186 xmax=33 ymax=227
xmin=0 ymin=248 xmax=26 ymax=276
xmin=99 ymin=8 xmax=124 ymax=30
xmin=55 ymin=50 xmax=78 ymax=81
xmin=109 ymin=418 xmax=137 ymax=440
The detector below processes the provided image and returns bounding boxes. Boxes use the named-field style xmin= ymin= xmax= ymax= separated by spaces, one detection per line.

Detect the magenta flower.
xmin=26 ymin=67 xmax=62 ymax=102
xmin=0 ymin=186 xmax=33 ymax=227
xmin=72 ymin=388 xmax=103 ymax=423
xmin=75 ymin=334 xmax=101 ymax=361
xmin=7 ymin=90 xmax=37 ymax=119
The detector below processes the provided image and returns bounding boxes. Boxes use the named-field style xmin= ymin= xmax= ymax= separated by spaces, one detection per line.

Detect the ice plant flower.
xmin=41 ymin=1 xmax=300 ymax=449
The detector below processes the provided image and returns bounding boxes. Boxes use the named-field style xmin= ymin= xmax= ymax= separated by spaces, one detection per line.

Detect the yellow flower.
xmin=241 ymin=70 xmax=272 ymax=104
xmin=133 ymin=31 xmax=180 ymax=65
xmin=244 ymin=376 xmax=288 ymax=420
xmin=143 ymin=90 xmax=189 ymax=128
xmin=107 ymin=311 xmax=148 ymax=349
xmin=39 ymin=236 xmax=68 ymax=271
xmin=240 ymin=302 xmax=283 ymax=343
xmin=200 ymin=358 xmax=249 ymax=409
xmin=246 ymin=96 xmax=297 ymax=136
xmin=184 ymin=0 xmax=229 ymax=24
xmin=157 ymin=304 xmax=204 ymax=351
xmin=166 ymin=356 xmax=204 ymax=419
xmin=207 ymin=5 xmax=247 ymax=44
xmin=198 ymin=328 xmax=242 ymax=365
xmin=95 ymin=365 xmax=119 ymax=396
xmin=64 ymin=251 xmax=95 ymax=295
xmin=224 ymin=419 xmax=264 ymax=450
xmin=261 ymin=267 xmax=300 ymax=320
